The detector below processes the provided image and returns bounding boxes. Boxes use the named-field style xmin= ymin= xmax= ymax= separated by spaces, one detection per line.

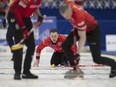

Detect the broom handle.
xmin=73 ymin=28 xmax=78 ymax=70
xmin=19 ymin=27 xmax=35 ymax=44
xmin=18 ymin=15 xmax=47 ymax=44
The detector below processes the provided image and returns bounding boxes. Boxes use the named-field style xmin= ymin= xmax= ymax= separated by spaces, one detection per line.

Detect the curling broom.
xmin=11 ymin=26 xmax=36 ymax=50
xmin=11 ymin=15 xmax=46 ymax=50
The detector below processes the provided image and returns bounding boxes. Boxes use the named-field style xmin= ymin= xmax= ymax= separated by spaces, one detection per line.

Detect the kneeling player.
xmin=34 ymin=29 xmax=77 ymax=67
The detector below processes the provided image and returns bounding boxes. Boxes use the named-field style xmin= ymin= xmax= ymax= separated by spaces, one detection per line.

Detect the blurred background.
xmin=0 ymin=0 xmax=116 ymax=53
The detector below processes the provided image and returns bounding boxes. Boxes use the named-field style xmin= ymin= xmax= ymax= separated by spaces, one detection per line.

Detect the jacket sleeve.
xmin=13 ymin=0 xmax=30 ymax=28
xmin=36 ymin=38 xmax=51 ymax=59
xmin=13 ymin=7 xmax=25 ymax=28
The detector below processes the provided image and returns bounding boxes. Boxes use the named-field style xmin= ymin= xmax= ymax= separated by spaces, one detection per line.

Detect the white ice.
xmin=0 ymin=48 xmax=116 ymax=87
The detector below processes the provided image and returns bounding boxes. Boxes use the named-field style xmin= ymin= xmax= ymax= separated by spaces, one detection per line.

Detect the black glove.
xmin=22 ymin=28 xmax=29 ymax=40
xmin=3 ymin=18 xmax=6 ymax=28
xmin=37 ymin=16 xmax=43 ymax=25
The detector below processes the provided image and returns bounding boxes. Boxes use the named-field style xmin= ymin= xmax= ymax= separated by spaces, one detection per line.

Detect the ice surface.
xmin=0 ymin=52 xmax=116 ymax=87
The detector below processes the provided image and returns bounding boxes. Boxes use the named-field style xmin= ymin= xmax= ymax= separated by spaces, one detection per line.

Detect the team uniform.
xmin=36 ymin=34 xmax=77 ymax=66
xmin=62 ymin=0 xmax=116 ymax=76
xmin=6 ymin=0 xmax=41 ymax=79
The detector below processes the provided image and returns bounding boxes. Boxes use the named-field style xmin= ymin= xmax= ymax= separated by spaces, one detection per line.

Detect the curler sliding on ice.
xmin=11 ymin=15 xmax=47 ymax=51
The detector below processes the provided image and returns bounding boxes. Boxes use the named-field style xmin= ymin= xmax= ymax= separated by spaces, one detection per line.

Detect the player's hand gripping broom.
xmin=11 ymin=15 xmax=46 ymax=51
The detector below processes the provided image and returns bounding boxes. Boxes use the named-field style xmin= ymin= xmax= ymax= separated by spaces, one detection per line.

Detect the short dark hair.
xmin=49 ymin=29 xmax=58 ymax=34
xmin=59 ymin=3 xmax=70 ymax=14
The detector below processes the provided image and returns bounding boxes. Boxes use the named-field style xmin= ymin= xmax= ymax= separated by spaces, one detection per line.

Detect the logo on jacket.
xmin=30 ymin=5 xmax=39 ymax=8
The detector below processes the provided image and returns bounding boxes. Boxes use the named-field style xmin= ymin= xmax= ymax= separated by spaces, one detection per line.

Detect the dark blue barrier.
xmin=40 ymin=9 xmax=116 ymax=20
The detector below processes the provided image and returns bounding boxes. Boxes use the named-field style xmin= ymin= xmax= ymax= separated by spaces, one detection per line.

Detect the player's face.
xmin=61 ymin=8 xmax=72 ymax=20
xmin=50 ymin=32 xmax=58 ymax=43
